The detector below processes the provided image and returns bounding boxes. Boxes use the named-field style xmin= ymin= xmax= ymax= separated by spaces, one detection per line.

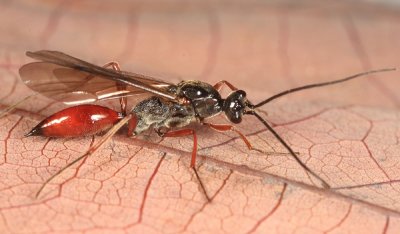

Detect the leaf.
xmin=1 ymin=1 xmax=400 ymax=233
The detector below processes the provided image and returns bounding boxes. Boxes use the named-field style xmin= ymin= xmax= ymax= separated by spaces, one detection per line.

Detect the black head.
xmin=223 ymin=90 xmax=249 ymax=124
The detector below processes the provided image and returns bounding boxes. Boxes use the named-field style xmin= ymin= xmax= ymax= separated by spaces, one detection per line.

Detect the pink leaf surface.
xmin=1 ymin=0 xmax=400 ymax=233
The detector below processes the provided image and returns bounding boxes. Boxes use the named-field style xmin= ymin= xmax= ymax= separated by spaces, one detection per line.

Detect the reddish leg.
xmin=102 ymin=62 xmax=127 ymax=115
xmin=205 ymin=122 xmax=299 ymax=155
xmin=85 ymin=61 xmax=127 ymax=114
xmin=203 ymin=123 xmax=253 ymax=150
xmin=213 ymin=80 xmax=238 ymax=92
xmin=162 ymin=129 xmax=198 ymax=168
xmin=103 ymin=61 xmax=121 ymax=71
xmin=161 ymin=129 xmax=211 ymax=201
xmin=127 ymin=114 xmax=138 ymax=136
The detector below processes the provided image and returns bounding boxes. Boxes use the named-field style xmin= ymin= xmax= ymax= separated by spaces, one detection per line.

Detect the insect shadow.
xmin=17 ymin=50 xmax=396 ymax=200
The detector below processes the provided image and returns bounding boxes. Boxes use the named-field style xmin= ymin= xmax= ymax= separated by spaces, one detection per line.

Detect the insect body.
xmin=27 ymin=80 xmax=247 ymax=136
xmin=19 ymin=50 xmax=395 ymax=198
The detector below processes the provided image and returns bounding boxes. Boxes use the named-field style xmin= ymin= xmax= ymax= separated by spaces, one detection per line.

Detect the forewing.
xmin=23 ymin=50 xmax=178 ymax=100
xmin=19 ymin=62 xmax=172 ymax=105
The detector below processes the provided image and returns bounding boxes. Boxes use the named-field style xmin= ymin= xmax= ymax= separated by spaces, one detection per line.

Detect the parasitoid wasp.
xmin=18 ymin=50 xmax=395 ymax=199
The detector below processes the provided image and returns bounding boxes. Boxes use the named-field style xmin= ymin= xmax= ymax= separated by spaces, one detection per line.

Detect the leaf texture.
xmin=0 ymin=0 xmax=400 ymax=233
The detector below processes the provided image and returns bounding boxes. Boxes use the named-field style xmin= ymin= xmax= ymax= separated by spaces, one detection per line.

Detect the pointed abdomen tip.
xmin=24 ymin=127 xmax=42 ymax=137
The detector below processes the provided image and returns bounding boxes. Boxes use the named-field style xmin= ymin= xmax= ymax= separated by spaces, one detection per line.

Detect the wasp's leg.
xmin=213 ymin=80 xmax=238 ymax=92
xmin=162 ymin=129 xmax=198 ymax=167
xmin=103 ymin=62 xmax=127 ymax=115
xmin=127 ymin=114 xmax=138 ymax=136
xmin=204 ymin=123 xmax=299 ymax=155
xmin=82 ymin=61 xmax=127 ymax=114
xmin=204 ymin=123 xmax=252 ymax=150
xmin=161 ymin=128 xmax=211 ymax=201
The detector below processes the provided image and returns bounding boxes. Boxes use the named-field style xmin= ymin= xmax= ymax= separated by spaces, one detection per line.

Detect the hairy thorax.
xmin=131 ymin=96 xmax=196 ymax=135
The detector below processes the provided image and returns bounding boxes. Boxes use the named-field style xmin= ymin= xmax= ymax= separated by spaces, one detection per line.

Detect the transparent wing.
xmin=20 ymin=50 xmax=178 ymax=102
xmin=19 ymin=62 xmax=175 ymax=105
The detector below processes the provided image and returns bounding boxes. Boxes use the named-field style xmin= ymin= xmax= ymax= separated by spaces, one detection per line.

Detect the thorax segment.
xmin=131 ymin=96 xmax=196 ymax=135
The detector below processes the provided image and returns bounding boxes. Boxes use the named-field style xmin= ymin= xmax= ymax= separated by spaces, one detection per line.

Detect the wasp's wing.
xmin=19 ymin=62 xmax=176 ymax=105
xmin=23 ymin=50 xmax=178 ymax=101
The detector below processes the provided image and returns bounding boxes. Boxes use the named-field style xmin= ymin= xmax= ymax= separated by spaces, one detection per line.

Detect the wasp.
xmin=19 ymin=50 xmax=395 ymax=199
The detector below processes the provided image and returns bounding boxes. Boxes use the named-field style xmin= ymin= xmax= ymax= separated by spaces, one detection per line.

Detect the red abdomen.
xmin=26 ymin=105 xmax=123 ymax=137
